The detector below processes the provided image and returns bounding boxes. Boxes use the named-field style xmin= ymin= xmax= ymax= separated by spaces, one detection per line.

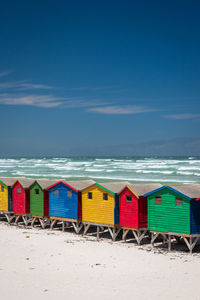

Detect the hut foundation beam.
xmin=83 ymin=224 xmax=90 ymax=235
xmin=183 ymin=236 xmax=199 ymax=254
xmin=132 ymin=229 xmax=147 ymax=245
xmin=39 ymin=218 xmax=46 ymax=229
xmin=72 ymin=222 xmax=79 ymax=234
xmin=50 ymin=219 xmax=57 ymax=230
xmin=77 ymin=223 xmax=83 ymax=234
xmin=31 ymin=217 xmax=36 ymax=227
xmin=22 ymin=216 xmax=29 ymax=226
xmin=97 ymin=226 xmax=100 ymax=241
xmin=14 ymin=215 xmax=21 ymax=225
xmin=168 ymin=235 xmax=171 ymax=251
xmin=122 ymin=229 xmax=129 ymax=242
xmin=151 ymin=232 xmax=160 ymax=247
xmin=5 ymin=213 xmax=15 ymax=224
xmin=108 ymin=227 xmax=121 ymax=241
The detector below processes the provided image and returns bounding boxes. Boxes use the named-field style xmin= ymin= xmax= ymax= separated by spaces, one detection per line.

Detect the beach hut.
xmin=46 ymin=180 xmax=95 ymax=232
xmin=0 ymin=177 xmax=17 ymax=212
xmin=12 ymin=178 xmax=35 ymax=225
xmin=144 ymin=184 xmax=200 ymax=253
xmin=119 ymin=183 xmax=162 ymax=244
xmin=81 ymin=181 xmax=128 ymax=240
xmin=29 ymin=179 xmax=57 ymax=228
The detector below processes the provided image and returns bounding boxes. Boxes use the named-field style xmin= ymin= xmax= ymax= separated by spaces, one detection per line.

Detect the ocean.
xmin=0 ymin=157 xmax=200 ymax=184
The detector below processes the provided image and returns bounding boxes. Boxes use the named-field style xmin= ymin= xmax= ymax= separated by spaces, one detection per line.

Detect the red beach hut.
xmin=119 ymin=183 xmax=162 ymax=244
xmin=12 ymin=178 xmax=35 ymax=215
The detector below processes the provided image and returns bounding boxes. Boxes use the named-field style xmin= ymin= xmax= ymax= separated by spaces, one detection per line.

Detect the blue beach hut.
xmin=46 ymin=180 xmax=95 ymax=220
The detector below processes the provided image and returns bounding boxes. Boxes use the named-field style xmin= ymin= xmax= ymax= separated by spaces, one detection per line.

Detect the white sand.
xmin=0 ymin=222 xmax=200 ymax=300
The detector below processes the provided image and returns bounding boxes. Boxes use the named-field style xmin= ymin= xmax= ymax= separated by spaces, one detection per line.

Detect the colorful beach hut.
xmin=46 ymin=180 xmax=95 ymax=232
xmin=144 ymin=184 xmax=200 ymax=252
xmin=119 ymin=183 xmax=162 ymax=244
xmin=29 ymin=179 xmax=57 ymax=228
xmin=12 ymin=178 xmax=34 ymax=224
xmin=0 ymin=177 xmax=17 ymax=212
xmin=81 ymin=181 xmax=128 ymax=240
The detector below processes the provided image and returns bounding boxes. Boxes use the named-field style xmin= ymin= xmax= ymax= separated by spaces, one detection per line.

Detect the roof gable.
xmin=144 ymin=185 xmax=191 ymax=200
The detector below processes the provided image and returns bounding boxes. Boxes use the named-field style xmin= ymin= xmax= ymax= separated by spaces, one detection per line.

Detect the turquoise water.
xmin=0 ymin=157 xmax=200 ymax=184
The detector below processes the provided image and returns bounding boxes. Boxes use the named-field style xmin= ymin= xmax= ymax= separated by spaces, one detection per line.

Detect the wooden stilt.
xmin=168 ymin=235 xmax=171 ymax=251
xmin=151 ymin=232 xmax=159 ymax=247
xmin=50 ymin=219 xmax=57 ymax=230
xmin=83 ymin=224 xmax=90 ymax=235
xmin=122 ymin=229 xmax=129 ymax=241
xmin=97 ymin=226 xmax=100 ymax=241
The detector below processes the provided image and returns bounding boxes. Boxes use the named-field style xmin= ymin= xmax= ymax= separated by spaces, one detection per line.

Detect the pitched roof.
xmin=98 ymin=181 xmax=130 ymax=194
xmin=15 ymin=178 xmax=35 ymax=188
xmin=65 ymin=180 xmax=96 ymax=191
xmin=144 ymin=184 xmax=200 ymax=199
xmin=34 ymin=179 xmax=59 ymax=189
xmin=127 ymin=183 xmax=162 ymax=196
xmin=0 ymin=177 xmax=19 ymax=187
xmin=170 ymin=184 xmax=200 ymax=199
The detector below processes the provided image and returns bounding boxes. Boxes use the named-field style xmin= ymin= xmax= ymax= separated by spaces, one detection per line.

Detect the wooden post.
xmin=50 ymin=219 xmax=57 ymax=230
xmin=168 ymin=234 xmax=171 ymax=251
xmin=62 ymin=221 xmax=66 ymax=232
xmin=97 ymin=226 xmax=100 ymax=241
xmin=122 ymin=229 xmax=129 ymax=242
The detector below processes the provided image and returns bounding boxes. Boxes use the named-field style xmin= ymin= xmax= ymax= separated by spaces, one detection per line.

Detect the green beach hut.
xmin=30 ymin=179 xmax=57 ymax=217
xmin=145 ymin=184 xmax=200 ymax=235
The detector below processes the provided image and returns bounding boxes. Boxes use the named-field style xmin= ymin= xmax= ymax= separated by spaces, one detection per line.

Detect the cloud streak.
xmin=87 ymin=105 xmax=157 ymax=115
xmin=0 ymin=94 xmax=111 ymax=109
xmin=0 ymin=70 xmax=14 ymax=78
xmin=164 ymin=113 xmax=200 ymax=120
xmin=0 ymin=81 xmax=53 ymax=90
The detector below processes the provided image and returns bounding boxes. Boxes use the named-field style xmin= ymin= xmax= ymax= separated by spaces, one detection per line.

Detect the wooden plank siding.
xmin=119 ymin=186 xmax=139 ymax=228
xmin=30 ymin=182 xmax=47 ymax=217
xmin=12 ymin=182 xmax=30 ymax=214
xmin=147 ymin=187 xmax=190 ymax=234
xmin=48 ymin=182 xmax=79 ymax=219
xmin=82 ymin=184 xmax=116 ymax=226
xmin=0 ymin=181 xmax=8 ymax=211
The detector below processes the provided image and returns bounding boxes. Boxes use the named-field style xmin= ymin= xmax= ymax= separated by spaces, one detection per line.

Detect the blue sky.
xmin=0 ymin=1 xmax=200 ymax=156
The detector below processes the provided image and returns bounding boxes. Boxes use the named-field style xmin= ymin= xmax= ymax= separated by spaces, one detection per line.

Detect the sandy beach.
xmin=0 ymin=222 xmax=200 ymax=300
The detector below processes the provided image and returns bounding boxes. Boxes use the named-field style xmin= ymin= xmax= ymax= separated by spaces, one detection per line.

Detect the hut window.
xmin=126 ymin=195 xmax=132 ymax=202
xmin=155 ymin=196 xmax=161 ymax=205
xmin=67 ymin=190 xmax=72 ymax=197
xmin=103 ymin=193 xmax=108 ymax=200
xmin=176 ymin=198 xmax=182 ymax=206
xmin=54 ymin=189 xmax=59 ymax=196
xmin=17 ymin=188 xmax=21 ymax=194
xmin=35 ymin=189 xmax=39 ymax=195
xmin=1 ymin=186 xmax=4 ymax=192
xmin=88 ymin=192 xmax=92 ymax=200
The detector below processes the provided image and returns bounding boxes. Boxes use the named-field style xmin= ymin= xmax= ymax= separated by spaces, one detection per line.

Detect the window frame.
xmin=35 ymin=189 xmax=39 ymax=195
xmin=67 ymin=190 xmax=72 ymax=198
xmin=175 ymin=198 xmax=182 ymax=207
xmin=17 ymin=187 xmax=21 ymax=194
xmin=1 ymin=186 xmax=4 ymax=192
xmin=126 ymin=195 xmax=132 ymax=202
xmin=155 ymin=196 xmax=161 ymax=205
xmin=103 ymin=193 xmax=108 ymax=201
xmin=88 ymin=192 xmax=92 ymax=200
xmin=54 ymin=189 xmax=59 ymax=197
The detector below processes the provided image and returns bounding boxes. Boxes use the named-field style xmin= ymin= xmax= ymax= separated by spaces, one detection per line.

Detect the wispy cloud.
xmin=0 ymin=81 xmax=53 ymax=90
xmin=0 ymin=70 xmax=14 ymax=78
xmin=0 ymin=94 xmax=111 ymax=109
xmin=87 ymin=105 xmax=157 ymax=115
xmin=0 ymin=94 xmax=63 ymax=108
xmin=164 ymin=113 xmax=200 ymax=120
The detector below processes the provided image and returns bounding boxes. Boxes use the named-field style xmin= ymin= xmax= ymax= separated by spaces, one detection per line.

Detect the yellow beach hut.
xmin=81 ymin=181 xmax=128 ymax=240
xmin=0 ymin=177 xmax=17 ymax=212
